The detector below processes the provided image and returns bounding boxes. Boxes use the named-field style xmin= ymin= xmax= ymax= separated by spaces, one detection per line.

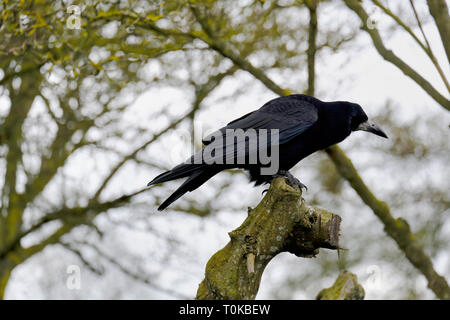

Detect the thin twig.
xmin=80 ymin=241 xmax=190 ymax=299
xmin=408 ymin=0 xmax=449 ymax=92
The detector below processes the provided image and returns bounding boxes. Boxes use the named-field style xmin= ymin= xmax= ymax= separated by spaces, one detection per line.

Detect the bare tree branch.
xmin=408 ymin=0 xmax=449 ymax=92
xmin=84 ymin=241 xmax=190 ymax=299
xmin=426 ymin=0 xmax=450 ymax=64
xmin=372 ymin=0 xmax=449 ymax=92
xmin=344 ymin=0 xmax=450 ymax=111
xmin=326 ymin=146 xmax=450 ymax=300
xmin=59 ymin=241 xmax=104 ymax=276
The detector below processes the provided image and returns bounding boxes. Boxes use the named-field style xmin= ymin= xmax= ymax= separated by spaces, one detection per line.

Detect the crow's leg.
xmin=272 ymin=170 xmax=308 ymax=191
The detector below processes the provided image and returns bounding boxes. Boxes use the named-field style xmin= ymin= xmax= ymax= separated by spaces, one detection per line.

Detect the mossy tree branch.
xmin=316 ymin=270 xmax=365 ymax=300
xmin=196 ymin=178 xmax=342 ymax=300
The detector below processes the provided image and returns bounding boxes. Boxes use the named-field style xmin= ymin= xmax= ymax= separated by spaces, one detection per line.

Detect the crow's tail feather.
xmin=157 ymin=169 xmax=218 ymax=211
xmin=147 ymin=163 xmax=203 ymax=187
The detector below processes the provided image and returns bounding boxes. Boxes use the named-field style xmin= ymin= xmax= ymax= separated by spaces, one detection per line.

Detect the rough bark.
xmin=196 ymin=178 xmax=342 ymax=300
xmin=316 ymin=270 xmax=365 ymax=300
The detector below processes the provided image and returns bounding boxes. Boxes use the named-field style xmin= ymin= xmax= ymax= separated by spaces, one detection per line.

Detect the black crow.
xmin=148 ymin=94 xmax=387 ymax=210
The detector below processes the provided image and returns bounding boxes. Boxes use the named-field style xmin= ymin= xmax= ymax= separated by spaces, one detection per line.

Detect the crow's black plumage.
xmin=148 ymin=94 xmax=387 ymax=210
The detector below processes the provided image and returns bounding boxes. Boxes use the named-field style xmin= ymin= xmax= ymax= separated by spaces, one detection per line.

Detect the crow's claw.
xmin=273 ymin=170 xmax=308 ymax=191
xmin=261 ymin=188 xmax=269 ymax=195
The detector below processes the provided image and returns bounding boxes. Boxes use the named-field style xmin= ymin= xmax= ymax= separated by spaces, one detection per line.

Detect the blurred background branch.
xmin=344 ymin=0 xmax=449 ymax=111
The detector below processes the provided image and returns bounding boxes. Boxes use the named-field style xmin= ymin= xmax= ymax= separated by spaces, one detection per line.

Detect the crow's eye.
xmin=350 ymin=114 xmax=367 ymax=131
xmin=349 ymin=105 xmax=368 ymax=131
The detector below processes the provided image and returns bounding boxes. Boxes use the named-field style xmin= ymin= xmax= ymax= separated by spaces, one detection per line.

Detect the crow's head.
xmin=349 ymin=103 xmax=388 ymax=139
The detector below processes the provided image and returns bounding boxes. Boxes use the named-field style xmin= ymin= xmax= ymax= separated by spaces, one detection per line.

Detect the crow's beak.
xmin=356 ymin=121 xmax=388 ymax=139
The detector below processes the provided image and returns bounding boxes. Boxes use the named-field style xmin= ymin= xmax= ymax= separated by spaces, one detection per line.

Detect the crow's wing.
xmin=198 ymin=96 xmax=319 ymax=164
